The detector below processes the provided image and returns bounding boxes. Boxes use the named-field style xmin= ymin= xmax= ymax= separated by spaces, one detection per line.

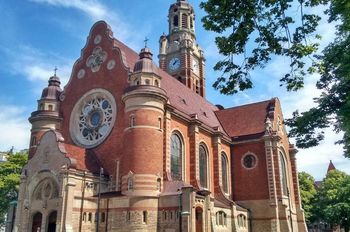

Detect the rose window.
xmin=70 ymin=89 xmax=116 ymax=148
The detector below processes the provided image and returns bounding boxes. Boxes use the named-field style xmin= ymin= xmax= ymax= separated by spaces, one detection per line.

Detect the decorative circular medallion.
xmin=77 ymin=69 xmax=86 ymax=79
xmin=70 ymin=89 xmax=116 ymax=148
xmin=107 ymin=59 xmax=116 ymax=70
xmin=94 ymin=35 xmax=102 ymax=44
xmin=242 ymin=153 xmax=258 ymax=169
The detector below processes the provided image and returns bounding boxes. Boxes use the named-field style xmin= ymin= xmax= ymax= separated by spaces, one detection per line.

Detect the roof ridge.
xmin=217 ymin=98 xmax=275 ymax=112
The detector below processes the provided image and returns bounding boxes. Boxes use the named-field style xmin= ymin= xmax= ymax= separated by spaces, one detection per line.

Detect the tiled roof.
xmin=327 ymin=160 xmax=336 ymax=173
xmin=116 ymin=39 xmax=225 ymax=132
xmin=215 ymin=99 xmax=275 ymax=138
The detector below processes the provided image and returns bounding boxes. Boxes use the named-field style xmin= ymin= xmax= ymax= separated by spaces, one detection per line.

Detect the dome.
xmin=41 ymin=75 xmax=62 ymax=100
xmin=133 ymin=48 xmax=159 ymax=74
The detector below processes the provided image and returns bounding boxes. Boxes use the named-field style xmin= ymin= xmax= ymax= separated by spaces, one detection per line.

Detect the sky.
xmin=0 ymin=0 xmax=349 ymax=180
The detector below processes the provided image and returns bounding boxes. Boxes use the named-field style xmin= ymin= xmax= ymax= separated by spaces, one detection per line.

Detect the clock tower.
xmin=159 ymin=0 xmax=206 ymax=97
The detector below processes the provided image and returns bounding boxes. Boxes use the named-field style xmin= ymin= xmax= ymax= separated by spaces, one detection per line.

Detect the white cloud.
xmin=2 ymin=45 xmax=73 ymax=88
xmin=30 ymin=0 xmax=108 ymax=20
xmin=29 ymin=0 xmax=145 ymax=50
xmin=0 ymin=105 xmax=30 ymax=151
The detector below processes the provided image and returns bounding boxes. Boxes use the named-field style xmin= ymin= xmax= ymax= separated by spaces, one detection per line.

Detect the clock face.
xmin=192 ymin=58 xmax=199 ymax=75
xmin=168 ymin=57 xmax=181 ymax=71
xmin=70 ymin=89 xmax=116 ymax=148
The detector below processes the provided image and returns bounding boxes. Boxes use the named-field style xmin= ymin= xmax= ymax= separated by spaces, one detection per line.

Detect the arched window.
xmin=173 ymin=15 xmax=179 ymax=27
xmin=199 ymin=144 xmax=208 ymax=188
xmin=48 ymin=105 xmax=53 ymax=111
xmin=171 ymin=133 xmax=183 ymax=180
xmin=221 ymin=152 xmax=229 ymax=193
xmin=182 ymin=14 xmax=188 ymax=28
xmin=30 ymin=136 xmax=37 ymax=147
xmin=88 ymin=213 xmax=92 ymax=222
xmin=216 ymin=211 xmax=227 ymax=226
xmin=279 ymin=152 xmax=288 ymax=196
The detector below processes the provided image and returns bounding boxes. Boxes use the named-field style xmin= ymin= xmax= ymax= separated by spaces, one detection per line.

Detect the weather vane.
xmin=144 ymin=37 xmax=149 ymax=48
xmin=54 ymin=66 xmax=58 ymax=76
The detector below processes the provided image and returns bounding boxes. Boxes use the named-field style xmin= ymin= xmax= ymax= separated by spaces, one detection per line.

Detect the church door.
xmin=195 ymin=207 xmax=203 ymax=232
xmin=47 ymin=211 xmax=57 ymax=232
xmin=31 ymin=212 xmax=42 ymax=232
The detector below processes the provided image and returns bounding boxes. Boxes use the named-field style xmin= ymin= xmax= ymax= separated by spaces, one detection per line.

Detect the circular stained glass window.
xmin=242 ymin=153 xmax=257 ymax=169
xmin=70 ymin=89 xmax=116 ymax=148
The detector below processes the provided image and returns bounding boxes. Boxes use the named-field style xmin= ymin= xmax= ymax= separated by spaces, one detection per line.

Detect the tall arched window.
xmin=279 ymin=152 xmax=288 ymax=196
xmin=171 ymin=133 xmax=183 ymax=180
xmin=173 ymin=15 xmax=179 ymax=27
xmin=199 ymin=144 xmax=208 ymax=188
xmin=221 ymin=152 xmax=229 ymax=193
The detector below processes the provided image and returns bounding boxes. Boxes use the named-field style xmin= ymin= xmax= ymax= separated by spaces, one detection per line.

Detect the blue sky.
xmin=0 ymin=0 xmax=349 ymax=180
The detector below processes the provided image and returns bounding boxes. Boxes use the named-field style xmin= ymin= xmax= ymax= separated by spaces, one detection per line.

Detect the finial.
xmin=144 ymin=37 xmax=149 ymax=48
xmin=54 ymin=66 xmax=58 ymax=77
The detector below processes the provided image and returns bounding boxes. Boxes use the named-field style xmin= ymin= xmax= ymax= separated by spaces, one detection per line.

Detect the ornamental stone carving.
xmin=86 ymin=47 xmax=107 ymax=73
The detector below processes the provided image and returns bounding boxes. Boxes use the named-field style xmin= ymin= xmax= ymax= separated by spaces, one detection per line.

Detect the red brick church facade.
xmin=12 ymin=1 xmax=307 ymax=231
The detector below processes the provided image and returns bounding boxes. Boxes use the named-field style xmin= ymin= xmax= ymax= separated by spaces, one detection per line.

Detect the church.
xmin=12 ymin=0 xmax=308 ymax=231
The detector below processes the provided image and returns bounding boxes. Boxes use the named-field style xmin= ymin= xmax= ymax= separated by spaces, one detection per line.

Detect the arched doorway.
xmin=32 ymin=212 xmax=42 ymax=232
xmin=47 ymin=211 xmax=57 ymax=232
xmin=195 ymin=207 xmax=203 ymax=232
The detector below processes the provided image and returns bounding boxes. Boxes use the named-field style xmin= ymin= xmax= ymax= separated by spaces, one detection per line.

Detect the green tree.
xmin=316 ymin=170 xmax=350 ymax=232
xmin=0 ymin=151 xmax=28 ymax=227
xmin=298 ymin=172 xmax=317 ymax=223
xmin=200 ymin=0 xmax=350 ymax=156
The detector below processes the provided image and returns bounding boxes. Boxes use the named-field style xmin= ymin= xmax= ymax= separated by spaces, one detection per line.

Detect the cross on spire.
xmin=54 ymin=66 xmax=58 ymax=76
xmin=144 ymin=37 xmax=149 ymax=48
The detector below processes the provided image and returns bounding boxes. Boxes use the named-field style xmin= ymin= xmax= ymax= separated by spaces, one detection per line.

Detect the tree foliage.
xmin=0 ymin=151 xmax=27 ymax=227
xmin=200 ymin=0 xmax=350 ymax=156
xmin=315 ymin=170 xmax=350 ymax=232
xmin=298 ymin=172 xmax=317 ymax=223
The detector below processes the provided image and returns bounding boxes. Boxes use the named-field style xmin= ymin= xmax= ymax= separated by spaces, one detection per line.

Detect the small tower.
xmin=28 ymin=73 xmax=63 ymax=159
xmin=159 ymin=0 xmax=206 ymax=97
xmin=122 ymin=47 xmax=167 ymax=196
xmin=327 ymin=160 xmax=336 ymax=173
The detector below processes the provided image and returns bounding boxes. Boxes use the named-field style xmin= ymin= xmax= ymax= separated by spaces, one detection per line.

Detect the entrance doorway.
xmin=47 ymin=211 xmax=57 ymax=232
xmin=32 ymin=212 xmax=42 ymax=232
xmin=195 ymin=207 xmax=203 ymax=232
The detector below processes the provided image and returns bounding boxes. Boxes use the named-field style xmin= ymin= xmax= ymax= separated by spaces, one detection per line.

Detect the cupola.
xmin=130 ymin=47 xmax=161 ymax=88
xmin=28 ymin=72 xmax=63 ymax=159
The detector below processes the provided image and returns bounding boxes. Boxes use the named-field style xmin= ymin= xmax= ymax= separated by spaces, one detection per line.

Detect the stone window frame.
xmin=198 ymin=142 xmax=210 ymax=190
xmin=221 ymin=151 xmax=230 ymax=194
xmin=170 ymin=130 xmax=186 ymax=181
xmin=278 ymin=150 xmax=289 ymax=196
xmin=241 ymin=152 xmax=258 ymax=170
xmin=216 ymin=211 xmax=227 ymax=226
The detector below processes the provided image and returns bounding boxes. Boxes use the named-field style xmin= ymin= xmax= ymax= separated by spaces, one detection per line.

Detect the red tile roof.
xmin=116 ymin=38 xmax=225 ymax=132
xmin=215 ymin=99 xmax=275 ymax=138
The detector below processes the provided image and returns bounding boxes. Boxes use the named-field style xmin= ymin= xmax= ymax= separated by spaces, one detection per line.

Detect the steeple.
xmin=28 ymin=72 xmax=63 ymax=159
xmin=159 ymin=0 xmax=206 ymax=97
xmin=327 ymin=160 xmax=336 ymax=173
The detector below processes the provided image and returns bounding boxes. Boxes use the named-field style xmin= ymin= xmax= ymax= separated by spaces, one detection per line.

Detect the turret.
xmin=28 ymin=73 xmax=63 ymax=159
xmin=122 ymin=47 xmax=168 ymax=196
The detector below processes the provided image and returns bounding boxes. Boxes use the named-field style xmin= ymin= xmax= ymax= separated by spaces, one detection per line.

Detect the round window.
xmin=242 ymin=154 xmax=257 ymax=169
xmin=70 ymin=89 xmax=116 ymax=148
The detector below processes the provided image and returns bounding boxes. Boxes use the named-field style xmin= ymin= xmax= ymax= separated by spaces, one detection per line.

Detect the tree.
xmin=316 ymin=170 xmax=350 ymax=232
xmin=200 ymin=0 xmax=350 ymax=156
xmin=0 ymin=151 xmax=28 ymax=227
xmin=298 ymin=172 xmax=317 ymax=224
